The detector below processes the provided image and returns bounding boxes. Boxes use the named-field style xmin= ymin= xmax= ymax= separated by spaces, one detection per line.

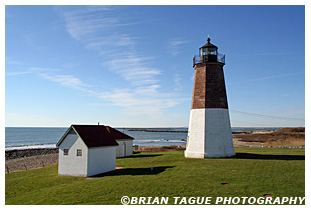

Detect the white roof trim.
xmin=56 ymin=126 xmax=74 ymax=147
xmin=56 ymin=126 xmax=87 ymax=148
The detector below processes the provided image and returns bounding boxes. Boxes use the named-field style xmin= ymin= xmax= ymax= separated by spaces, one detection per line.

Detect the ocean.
xmin=5 ymin=127 xmax=280 ymax=150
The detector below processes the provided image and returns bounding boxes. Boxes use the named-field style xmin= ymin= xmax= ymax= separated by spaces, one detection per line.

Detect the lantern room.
xmin=199 ymin=37 xmax=218 ymax=56
xmin=193 ymin=37 xmax=225 ymax=66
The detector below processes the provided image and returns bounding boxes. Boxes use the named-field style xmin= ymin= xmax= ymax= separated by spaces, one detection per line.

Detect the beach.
xmin=5 ymin=127 xmax=305 ymax=173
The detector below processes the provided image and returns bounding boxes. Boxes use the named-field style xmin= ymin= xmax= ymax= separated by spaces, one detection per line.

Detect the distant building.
xmin=105 ymin=126 xmax=134 ymax=158
xmin=56 ymin=124 xmax=134 ymax=177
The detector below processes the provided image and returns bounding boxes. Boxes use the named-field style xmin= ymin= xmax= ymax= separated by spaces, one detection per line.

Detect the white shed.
xmin=104 ymin=126 xmax=134 ymax=158
xmin=56 ymin=125 xmax=119 ymax=177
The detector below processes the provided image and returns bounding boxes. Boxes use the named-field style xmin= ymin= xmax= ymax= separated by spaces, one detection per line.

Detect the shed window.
xmin=64 ymin=149 xmax=69 ymax=155
xmin=77 ymin=149 xmax=82 ymax=156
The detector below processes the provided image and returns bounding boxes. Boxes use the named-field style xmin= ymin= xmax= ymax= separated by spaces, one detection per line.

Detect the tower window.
xmin=77 ymin=149 xmax=82 ymax=156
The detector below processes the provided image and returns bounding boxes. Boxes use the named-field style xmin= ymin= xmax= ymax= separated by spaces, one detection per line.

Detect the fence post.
xmin=24 ymin=164 xmax=27 ymax=170
xmin=41 ymin=161 xmax=45 ymax=167
xmin=6 ymin=165 xmax=9 ymax=174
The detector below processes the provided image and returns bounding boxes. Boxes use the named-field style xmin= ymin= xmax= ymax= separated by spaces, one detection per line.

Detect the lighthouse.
xmin=185 ymin=37 xmax=235 ymax=158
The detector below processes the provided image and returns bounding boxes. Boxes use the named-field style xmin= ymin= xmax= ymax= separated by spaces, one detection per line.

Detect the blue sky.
xmin=5 ymin=5 xmax=305 ymax=127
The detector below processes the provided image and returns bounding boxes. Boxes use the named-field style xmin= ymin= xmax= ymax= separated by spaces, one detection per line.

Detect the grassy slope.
xmin=5 ymin=147 xmax=305 ymax=205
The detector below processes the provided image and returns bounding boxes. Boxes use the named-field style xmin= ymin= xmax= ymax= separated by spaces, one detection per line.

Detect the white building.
xmin=56 ymin=125 xmax=133 ymax=177
xmin=105 ymin=126 xmax=134 ymax=158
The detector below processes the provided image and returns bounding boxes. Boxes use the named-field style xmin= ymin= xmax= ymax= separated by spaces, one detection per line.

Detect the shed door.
xmin=121 ymin=142 xmax=126 ymax=157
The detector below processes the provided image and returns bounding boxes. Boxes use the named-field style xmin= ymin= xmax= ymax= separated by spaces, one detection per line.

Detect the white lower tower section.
xmin=185 ymin=108 xmax=235 ymax=158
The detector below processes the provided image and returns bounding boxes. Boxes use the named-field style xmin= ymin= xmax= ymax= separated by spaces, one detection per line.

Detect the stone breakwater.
xmin=5 ymin=148 xmax=58 ymax=160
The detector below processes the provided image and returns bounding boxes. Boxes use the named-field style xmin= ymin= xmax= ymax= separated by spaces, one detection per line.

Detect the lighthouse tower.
xmin=185 ymin=37 xmax=235 ymax=158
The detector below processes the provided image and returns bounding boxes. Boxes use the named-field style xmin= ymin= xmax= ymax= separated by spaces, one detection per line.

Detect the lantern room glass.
xmin=200 ymin=47 xmax=217 ymax=56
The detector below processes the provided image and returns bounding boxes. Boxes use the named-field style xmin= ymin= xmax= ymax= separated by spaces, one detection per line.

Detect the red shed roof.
xmin=56 ymin=125 xmax=133 ymax=148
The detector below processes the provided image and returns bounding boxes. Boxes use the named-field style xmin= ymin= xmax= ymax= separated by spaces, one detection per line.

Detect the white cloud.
xmin=29 ymin=67 xmax=61 ymax=72
xmin=135 ymin=85 xmax=160 ymax=96
xmin=85 ymin=34 xmax=136 ymax=50
xmin=5 ymin=66 xmax=61 ymax=77
xmin=62 ymin=6 xmax=161 ymax=87
xmin=168 ymin=38 xmax=188 ymax=56
xmin=169 ymin=40 xmax=188 ymax=46
xmin=63 ymin=6 xmax=118 ymax=41
xmin=28 ymin=67 xmax=188 ymax=119
xmin=235 ymin=52 xmax=296 ymax=57
xmin=6 ymin=7 xmax=188 ymax=121
xmin=98 ymin=88 xmax=162 ymax=117
xmin=227 ymin=72 xmax=305 ymax=85
xmin=5 ymin=57 xmax=23 ymax=65
xmin=98 ymin=87 xmax=186 ymax=118
xmin=174 ymin=74 xmax=182 ymax=91
xmin=5 ymin=71 xmax=32 ymax=76
xmin=55 ymin=6 xmax=186 ymax=118
xmin=106 ymin=55 xmax=161 ymax=86
xmin=39 ymin=73 xmax=93 ymax=91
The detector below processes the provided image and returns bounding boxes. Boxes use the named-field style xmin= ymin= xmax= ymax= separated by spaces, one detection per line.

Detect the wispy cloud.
xmin=28 ymin=66 xmax=187 ymax=119
xmin=85 ymin=34 xmax=136 ymax=50
xmin=227 ymin=72 xmax=305 ymax=85
xmin=235 ymin=52 xmax=296 ymax=57
xmin=48 ymin=6 xmax=187 ymax=117
xmin=63 ymin=7 xmax=118 ymax=41
xmin=6 ymin=57 xmax=23 ymax=65
xmin=5 ymin=71 xmax=32 ymax=76
xmin=5 ymin=66 xmax=61 ymax=77
xmin=61 ymin=6 xmax=160 ymax=87
xmin=7 ymin=7 xmax=188 ymax=119
xmin=98 ymin=87 xmax=185 ymax=117
xmin=29 ymin=67 xmax=61 ymax=72
xmin=169 ymin=40 xmax=188 ymax=46
xmin=168 ymin=38 xmax=188 ymax=56
xmin=105 ymin=55 xmax=161 ymax=86
xmin=39 ymin=73 xmax=93 ymax=91
xmin=174 ymin=74 xmax=183 ymax=91
xmin=5 ymin=57 xmax=34 ymax=77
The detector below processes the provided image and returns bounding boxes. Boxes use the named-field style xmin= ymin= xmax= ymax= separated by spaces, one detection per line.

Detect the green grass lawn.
xmin=5 ymin=147 xmax=305 ymax=205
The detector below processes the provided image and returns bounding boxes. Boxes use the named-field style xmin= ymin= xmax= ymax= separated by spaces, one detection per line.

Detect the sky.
xmin=4 ymin=5 xmax=306 ymax=127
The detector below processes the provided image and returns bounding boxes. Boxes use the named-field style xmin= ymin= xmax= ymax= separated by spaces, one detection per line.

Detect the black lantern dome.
xmin=199 ymin=38 xmax=218 ymax=56
xmin=193 ymin=37 xmax=225 ymax=66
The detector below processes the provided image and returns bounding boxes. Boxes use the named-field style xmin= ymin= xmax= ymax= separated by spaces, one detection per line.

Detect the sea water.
xmin=5 ymin=127 xmax=279 ymax=150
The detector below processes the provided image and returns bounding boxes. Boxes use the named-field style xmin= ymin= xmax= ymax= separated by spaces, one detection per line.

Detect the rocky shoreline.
xmin=5 ymin=148 xmax=58 ymax=160
xmin=5 ymin=148 xmax=59 ymax=173
xmin=5 ymin=153 xmax=58 ymax=173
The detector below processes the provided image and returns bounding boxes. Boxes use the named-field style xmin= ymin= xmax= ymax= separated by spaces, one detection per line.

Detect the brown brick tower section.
xmin=191 ymin=63 xmax=228 ymax=109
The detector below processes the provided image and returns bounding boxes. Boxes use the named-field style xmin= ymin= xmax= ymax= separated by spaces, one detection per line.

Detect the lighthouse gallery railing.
xmin=193 ymin=53 xmax=225 ymax=66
